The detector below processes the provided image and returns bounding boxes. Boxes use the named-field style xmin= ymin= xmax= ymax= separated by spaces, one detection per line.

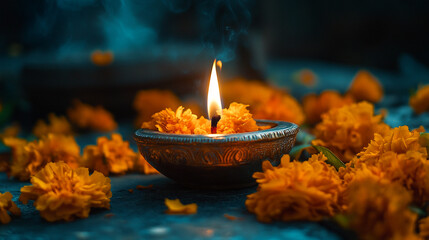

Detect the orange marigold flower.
xmin=133 ymin=89 xmax=181 ymax=127
xmin=217 ymin=102 xmax=258 ymax=134
xmin=82 ymin=133 xmax=136 ymax=176
xmin=222 ymin=79 xmax=273 ymax=108
xmin=20 ymin=162 xmax=111 ymax=222
xmin=246 ymin=153 xmax=343 ymax=222
xmin=222 ymin=79 xmax=305 ymax=125
xmin=90 ymin=50 xmax=114 ymax=66
xmin=347 ymin=70 xmax=383 ymax=103
xmin=4 ymin=134 xmax=80 ymax=181
xmin=164 ymin=198 xmax=197 ymax=215
xmin=68 ymin=100 xmax=117 ymax=132
xmin=0 ymin=192 xmax=21 ymax=224
xmin=410 ymin=84 xmax=429 ymax=114
xmin=252 ymin=93 xmax=305 ymax=125
xmin=141 ymin=103 xmax=262 ymax=134
xmin=303 ymin=90 xmax=355 ymax=125
xmin=33 ymin=114 xmax=72 ymax=138
xmin=357 ymin=126 xmax=427 ymax=165
xmin=354 ymin=151 xmax=429 ymax=205
xmin=135 ymin=155 xmax=159 ymax=175
xmin=343 ymin=178 xmax=418 ymax=240
xmin=194 ymin=116 xmax=211 ymax=135
xmin=341 ymin=125 xmax=429 ymax=204
xmin=312 ymin=101 xmax=389 ymax=162
xmin=339 ymin=160 xmax=387 ymax=185
xmin=337 ymin=162 xmax=386 ymax=209
xmin=142 ymin=106 xmax=207 ymax=134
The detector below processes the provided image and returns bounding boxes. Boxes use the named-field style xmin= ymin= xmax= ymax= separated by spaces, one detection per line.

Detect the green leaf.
xmin=312 ymin=145 xmax=346 ymax=170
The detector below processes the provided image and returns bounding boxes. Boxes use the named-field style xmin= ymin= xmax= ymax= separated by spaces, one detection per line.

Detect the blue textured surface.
xmin=0 ymin=173 xmax=343 ymax=240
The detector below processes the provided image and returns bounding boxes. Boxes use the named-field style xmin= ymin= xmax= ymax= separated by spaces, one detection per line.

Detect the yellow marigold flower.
xmin=20 ymin=162 xmax=111 ymax=222
xmin=303 ymin=90 xmax=355 ymax=125
xmin=359 ymin=151 xmax=429 ymax=205
xmin=134 ymin=89 xmax=181 ymax=127
xmin=136 ymin=155 xmax=159 ymax=175
xmin=338 ymin=162 xmax=387 ymax=209
xmin=410 ymin=84 xmax=429 ymax=114
xmin=347 ymin=70 xmax=383 ymax=103
xmin=141 ymin=103 xmax=262 ymax=134
xmin=252 ymin=93 xmax=305 ymax=125
xmin=67 ymin=100 xmax=117 ymax=132
xmin=194 ymin=116 xmax=211 ymax=135
xmin=142 ymin=106 xmax=203 ymax=134
xmin=339 ymin=162 xmax=383 ymax=188
xmin=222 ymin=79 xmax=273 ymax=108
xmin=343 ymin=178 xmax=418 ymax=240
xmin=312 ymin=101 xmax=388 ymax=162
xmin=82 ymin=133 xmax=136 ymax=176
xmin=357 ymin=126 xmax=427 ymax=165
xmin=0 ymin=192 xmax=21 ymax=224
xmin=217 ymin=102 xmax=258 ymax=134
xmin=4 ymin=134 xmax=80 ymax=181
xmin=222 ymin=79 xmax=305 ymax=125
xmin=164 ymin=198 xmax=197 ymax=215
xmin=33 ymin=114 xmax=72 ymax=138
xmin=246 ymin=153 xmax=343 ymax=222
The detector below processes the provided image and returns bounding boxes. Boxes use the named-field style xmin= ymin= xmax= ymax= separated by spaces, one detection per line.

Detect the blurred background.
xmin=1 ymin=0 xmax=429 ymax=128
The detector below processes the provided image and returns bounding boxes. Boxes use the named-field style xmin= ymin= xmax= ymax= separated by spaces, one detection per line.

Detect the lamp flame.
xmin=207 ymin=59 xmax=222 ymax=119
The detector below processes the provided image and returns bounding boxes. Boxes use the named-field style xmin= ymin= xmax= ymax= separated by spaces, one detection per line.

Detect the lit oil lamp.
xmin=134 ymin=60 xmax=299 ymax=189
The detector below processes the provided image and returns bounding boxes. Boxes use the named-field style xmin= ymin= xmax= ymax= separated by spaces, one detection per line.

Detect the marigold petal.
xmin=165 ymin=198 xmax=197 ymax=215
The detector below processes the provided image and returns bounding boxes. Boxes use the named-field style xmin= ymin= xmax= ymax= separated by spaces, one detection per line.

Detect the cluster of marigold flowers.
xmin=0 ymin=129 xmax=159 ymax=223
xmin=0 ymin=98 xmax=160 ymax=223
xmin=141 ymin=102 xmax=265 ymax=134
xmin=245 ymin=99 xmax=429 ymax=239
xmin=27 ymin=100 xmax=118 ymax=139
xmin=132 ymin=70 xmax=429 ymax=130
xmin=3 ymin=132 xmax=157 ymax=181
xmin=135 ymin=70 xmax=384 ymax=133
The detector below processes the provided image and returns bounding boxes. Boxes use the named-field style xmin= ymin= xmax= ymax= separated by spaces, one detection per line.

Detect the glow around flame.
xmin=207 ymin=59 xmax=222 ymax=119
